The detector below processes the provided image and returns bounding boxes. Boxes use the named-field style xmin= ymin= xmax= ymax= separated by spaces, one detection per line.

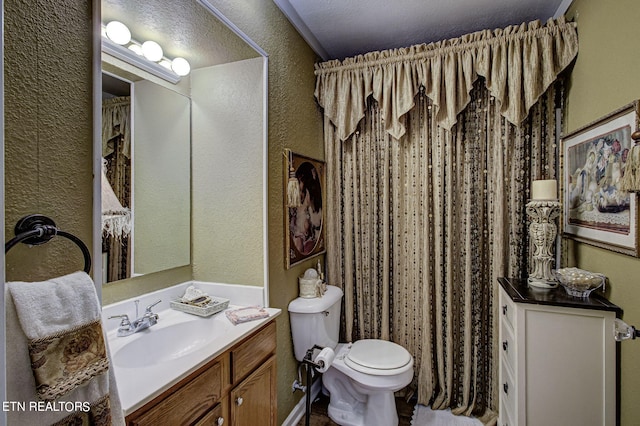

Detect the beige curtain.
xmin=102 ymin=96 xmax=131 ymax=158
xmin=102 ymin=96 xmax=132 ymax=282
xmin=319 ymin=18 xmax=576 ymax=424
xmin=315 ymin=18 xmax=577 ymax=140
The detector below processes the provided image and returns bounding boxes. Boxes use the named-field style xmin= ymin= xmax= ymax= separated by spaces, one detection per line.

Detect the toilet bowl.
xmin=288 ymin=284 xmax=414 ymax=426
xmin=322 ymin=341 xmax=414 ymax=426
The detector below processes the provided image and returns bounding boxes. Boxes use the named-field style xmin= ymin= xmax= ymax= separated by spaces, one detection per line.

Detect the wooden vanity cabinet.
xmin=230 ymin=355 xmax=277 ymax=426
xmin=125 ymin=320 xmax=277 ymax=426
xmin=194 ymin=396 xmax=228 ymax=426
xmin=230 ymin=321 xmax=277 ymax=426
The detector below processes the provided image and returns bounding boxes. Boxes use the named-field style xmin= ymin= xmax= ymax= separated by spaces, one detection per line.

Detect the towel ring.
xmin=4 ymin=214 xmax=92 ymax=274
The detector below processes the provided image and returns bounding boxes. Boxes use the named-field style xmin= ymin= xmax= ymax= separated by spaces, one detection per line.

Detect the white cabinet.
xmin=498 ymin=278 xmax=620 ymax=426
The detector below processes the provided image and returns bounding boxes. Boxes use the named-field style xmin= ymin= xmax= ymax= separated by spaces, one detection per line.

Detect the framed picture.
xmin=284 ymin=150 xmax=326 ymax=268
xmin=562 ymin=101 xmax=639 ymax=256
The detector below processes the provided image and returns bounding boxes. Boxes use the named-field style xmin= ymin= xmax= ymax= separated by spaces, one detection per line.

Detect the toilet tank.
xmin=288 ymin=285 xmax=343 ymax=362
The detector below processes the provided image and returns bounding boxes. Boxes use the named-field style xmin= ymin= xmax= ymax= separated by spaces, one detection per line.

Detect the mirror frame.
xmin=0 ymin=1 xmax=6 ymax=418
xmin=92 ymin=0 xmax=270 ymax=306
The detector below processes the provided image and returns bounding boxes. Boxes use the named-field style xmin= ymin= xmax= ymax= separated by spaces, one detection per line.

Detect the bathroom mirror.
xmin=101 ymin=70 xmax=191 ymax=283
xmin=99 ymin=0 xmax=268 ymax=292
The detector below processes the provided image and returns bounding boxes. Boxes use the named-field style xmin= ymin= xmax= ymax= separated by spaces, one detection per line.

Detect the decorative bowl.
xmin=554 ymin=268 xmax=605 ymax=298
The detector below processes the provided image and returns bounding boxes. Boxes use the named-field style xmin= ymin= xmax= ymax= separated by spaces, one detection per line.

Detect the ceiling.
xmin=273 ymin=0 xmax=573 ymax=61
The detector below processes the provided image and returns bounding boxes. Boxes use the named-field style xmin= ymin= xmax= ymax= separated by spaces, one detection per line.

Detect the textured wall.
xmin=133 ymin=80 xmax=190 ymax=275
xmin=4 ymin=0 xmax=94 ymax=282
xmin=191 ymin=58 xmax=265 ymax=286
xmin=565 ymin=1 xmax=640 ymax=424
xmin=204 ymin=2 xmax=325 ymax=423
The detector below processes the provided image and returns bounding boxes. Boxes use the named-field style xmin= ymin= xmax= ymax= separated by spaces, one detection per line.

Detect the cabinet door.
xmin=232 ymin=321 xmax=276 ymax=383
xmin=230 ymin=355 xmax=276 ymax=426
xmin=522 ymin=306 xmax=616 ymax=426
xmin=195 ymin=397 xmax=228 ymax=426
xmin=129 ymin=361 xmax=223 ymax=426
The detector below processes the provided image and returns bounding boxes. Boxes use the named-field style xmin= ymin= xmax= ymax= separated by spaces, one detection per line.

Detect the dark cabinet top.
xmin=498 ymin=277 xmax=622 ymax=314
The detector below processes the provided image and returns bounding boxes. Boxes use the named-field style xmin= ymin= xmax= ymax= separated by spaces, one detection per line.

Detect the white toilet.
xmin=288 ymin=285 xmax=414 ymax=426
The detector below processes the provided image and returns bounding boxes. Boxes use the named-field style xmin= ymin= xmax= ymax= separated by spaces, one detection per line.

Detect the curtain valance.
xmin=314 ymin=17 xmax=578 ymax=141
xmin=102 ymin=96 xmax=131 ymax=158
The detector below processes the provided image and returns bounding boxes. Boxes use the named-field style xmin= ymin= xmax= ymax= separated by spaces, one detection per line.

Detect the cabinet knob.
xmin=502 ymin=305 xmax=508 ymax=315
xmin=502 ymin=340 xmax=508 ymax=352
xmin=236 ymin=397 xmax=244 ymax=406
xmin=216 ymin=417 xmax=224 ymax=426
xmin=503 ymin=383 xmax=508 ymax=395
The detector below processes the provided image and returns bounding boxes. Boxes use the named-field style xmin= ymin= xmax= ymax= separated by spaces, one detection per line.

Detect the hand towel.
xmin=6 ymin=271 xmax=125 ymax=426
xmin=225 ymin=306 xmax=270 ymax=325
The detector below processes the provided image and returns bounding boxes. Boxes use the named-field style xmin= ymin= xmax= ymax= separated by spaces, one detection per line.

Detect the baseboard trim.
xmin=281 ymin=377 xmax=322 ymax=426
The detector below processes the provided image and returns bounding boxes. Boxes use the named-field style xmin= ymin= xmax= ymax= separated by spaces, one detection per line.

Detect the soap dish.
xmin=170 ymin=296 xmax=230 ymax=317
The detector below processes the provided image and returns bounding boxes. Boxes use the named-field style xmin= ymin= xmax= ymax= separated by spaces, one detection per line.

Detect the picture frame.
xmin=284 ymin=150 xmax=326 ymax=268
xmin=562 ymin=100 xmax=639 ymax=256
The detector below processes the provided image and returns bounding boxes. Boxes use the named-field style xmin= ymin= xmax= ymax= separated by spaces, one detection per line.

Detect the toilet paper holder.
xmin=303 ymin=344 xmax=332 ymax=372
xmin=301 ymin=344 xmax=333 ymax=426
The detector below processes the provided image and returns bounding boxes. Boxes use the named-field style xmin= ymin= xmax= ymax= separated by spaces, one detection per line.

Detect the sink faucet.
xmin=109 ymin=299 xmax=162 ymax=337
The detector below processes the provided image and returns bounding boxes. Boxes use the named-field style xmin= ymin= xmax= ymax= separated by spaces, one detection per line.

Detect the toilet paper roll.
xmin=314 ymin=347 xmax=335 ymax=373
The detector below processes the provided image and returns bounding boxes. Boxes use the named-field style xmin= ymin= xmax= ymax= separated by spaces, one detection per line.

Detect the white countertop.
xmin=106 ymin=305 xmax=281 ymax=415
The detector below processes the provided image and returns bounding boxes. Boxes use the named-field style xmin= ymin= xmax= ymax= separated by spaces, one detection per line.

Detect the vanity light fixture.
xmin=102 ymin=21 xmax=191 ymax=84
xmin=613 ymin=318 xmax=640 ymax=341
xmin=141 ymin=40 xmax=164 ymax=62
xmin=171 ymin=57 xmax=191 ymax=77
xmin=105 ymin=21 xmax=131 ymax=45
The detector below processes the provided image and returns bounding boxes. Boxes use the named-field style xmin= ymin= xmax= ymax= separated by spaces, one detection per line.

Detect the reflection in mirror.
xmin=101 ymin=73 xmax=132 ymax=282
xmin=101 ymin=71 xmax=190 ymax=283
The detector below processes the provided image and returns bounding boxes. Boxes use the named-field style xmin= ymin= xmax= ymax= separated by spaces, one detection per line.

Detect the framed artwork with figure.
xmin=284 ymin=150 xmax=326 ymax=268
xmin=562 ymin=100 xmax=639 ymax=256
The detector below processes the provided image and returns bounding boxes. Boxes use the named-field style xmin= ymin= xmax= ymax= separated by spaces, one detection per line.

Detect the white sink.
xmin=112 ymin=315 xmax=232 ymax=368
xmin=103 ymin=283 xmax=281 ymax=415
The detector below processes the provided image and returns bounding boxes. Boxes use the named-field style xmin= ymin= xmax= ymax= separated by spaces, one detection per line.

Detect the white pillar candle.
xmin=531 ymin=179 xmax=557 ymax=200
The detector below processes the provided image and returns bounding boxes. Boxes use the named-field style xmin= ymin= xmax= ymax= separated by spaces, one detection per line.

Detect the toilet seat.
xmin=344 ymin=339 xmax=412 ymax=376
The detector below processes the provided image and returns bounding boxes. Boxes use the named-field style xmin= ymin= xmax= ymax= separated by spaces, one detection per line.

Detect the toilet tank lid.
xmin=288 ymin=285 xmax=343 ymax=313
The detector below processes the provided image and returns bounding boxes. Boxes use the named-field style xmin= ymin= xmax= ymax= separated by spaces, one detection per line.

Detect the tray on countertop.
xmin=170 ymin=296 xmax=230 ymax=317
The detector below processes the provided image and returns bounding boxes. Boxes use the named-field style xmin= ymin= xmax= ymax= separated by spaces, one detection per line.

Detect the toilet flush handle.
xmin=323 ymin=311 xmax=330 ymax=316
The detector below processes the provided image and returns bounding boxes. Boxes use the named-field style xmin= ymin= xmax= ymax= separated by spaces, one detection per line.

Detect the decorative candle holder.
xmin=526 ymin=200 xmax=561 ymax=289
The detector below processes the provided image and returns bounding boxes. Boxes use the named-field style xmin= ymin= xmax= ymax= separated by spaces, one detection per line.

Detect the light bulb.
xmin=141 ymin=41 xmax=163 ymax=62
xmin=128 ymin=44 xmax=143 ymax=55
xmin=171 ymin=57 xmax=191 ymax=76
xmin=105 ymin=21 xmax=131 ymax=45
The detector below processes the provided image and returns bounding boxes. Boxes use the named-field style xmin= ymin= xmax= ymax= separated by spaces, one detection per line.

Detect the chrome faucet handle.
xmin=145 ymin=299 xmax=162 ymax=313
xmin=142 ymin=300 xmax=162 ymax=325
xmin=108 ymin=314 xmax=131 ymax=327
xmin=134 ymin=300 xmax=140 ymax=319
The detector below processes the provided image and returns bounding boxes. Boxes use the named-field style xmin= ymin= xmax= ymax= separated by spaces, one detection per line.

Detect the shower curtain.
xmin=102 ymin=96 xmax=132 ymax=282
xmin=316 ymin=18 xmax=578 ymax=423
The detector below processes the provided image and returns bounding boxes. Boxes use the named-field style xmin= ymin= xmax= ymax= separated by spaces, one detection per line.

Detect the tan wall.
xmin=4 ymin=0 xmax=93 ymax=282
xmin=133 ymin=80 xmax=191 ymax=276
xmin=565 ymin=1 xmax=640 ymax=423
xmin=191 ymin=58 xmax=265 ymax=287
xmin=5 ymin=0 xmax=322 ymax=422
xmin=203 ymin=2 xmax=325 ymax=422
